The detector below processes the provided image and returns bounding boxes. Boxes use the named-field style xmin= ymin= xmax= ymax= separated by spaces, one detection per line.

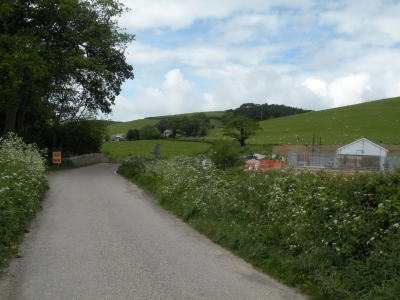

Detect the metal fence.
xmin=288 ymin=152 xmax=400 ymax=171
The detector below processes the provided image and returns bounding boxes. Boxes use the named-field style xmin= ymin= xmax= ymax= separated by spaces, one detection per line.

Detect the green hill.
xmin=108 ymin=97 xmax=400 ymax=146
xmin=206 ymin=97 xmax=400 ymax=146
xmin=108 ymin=119 xmax=159 ymax=135
xmin=107 ymin=111 xmax=225 ymax=135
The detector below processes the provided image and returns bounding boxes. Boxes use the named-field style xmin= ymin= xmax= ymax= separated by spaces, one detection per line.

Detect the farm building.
xmin=110 ymin=133 xmax=126 ymax=141
xmin=287 ymin=137 xmax=400 ymax=171
xmin=336 ymin=138 xmax=387 ymax=170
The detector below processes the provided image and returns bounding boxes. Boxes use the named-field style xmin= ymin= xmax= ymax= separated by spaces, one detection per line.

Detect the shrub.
xmin=0 ymin=133 xmax=49 ymax=267
xmin=117 ymin=160 xmax=146 ymax=179
xmin=209 ymin=141 xmax=244 ymax=170
xmin=140 ymin=125 xmax=160 ymax=140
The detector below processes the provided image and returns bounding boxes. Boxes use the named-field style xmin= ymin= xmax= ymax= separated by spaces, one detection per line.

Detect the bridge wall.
xmin=68 ymin=153 xmax=110 ymax=167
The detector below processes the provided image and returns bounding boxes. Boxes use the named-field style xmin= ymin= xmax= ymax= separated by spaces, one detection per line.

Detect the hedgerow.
xmin=118 ymin=156 xmax=400 ymax=300
xmin=0 ymin=133 xmax=49 ymax=267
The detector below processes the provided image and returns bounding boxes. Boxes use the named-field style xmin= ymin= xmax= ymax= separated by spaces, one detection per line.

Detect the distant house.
xmin=110 ymin=133 xmax=126 ymax=142
xmin=336 ymin=138 xmax=388 ymax=170
xmin=163 ymin=130 xmax=172 ymax=138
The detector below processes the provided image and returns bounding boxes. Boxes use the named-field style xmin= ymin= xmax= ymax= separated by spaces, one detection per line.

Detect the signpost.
xmin=150 ymin=144 xmax=161 ymax=159
xmin=52 ymin=152 xmax=61 ymax=166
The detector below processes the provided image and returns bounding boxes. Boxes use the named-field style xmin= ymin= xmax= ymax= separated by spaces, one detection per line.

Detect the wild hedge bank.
xmin=118 ymin=157 xmax=400 ymax=300
xmin=0 ymin=134 xmax=49 ymax=267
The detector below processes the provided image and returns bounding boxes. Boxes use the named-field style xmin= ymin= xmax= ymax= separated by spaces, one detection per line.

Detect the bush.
xmin=0 ymin=133 xmax=49 ymax=267
xmin=57 ymin=119 xmax=108 ymax=155
xmin=209 ymin=141 xmax=244 ymax=170
xmin=140 ymin=125 xmax=160 ymax=140
xmin=117 ymin=160 xmax=146 ymax=179
xmin=126 ymin=129 xmax=139 ymax=141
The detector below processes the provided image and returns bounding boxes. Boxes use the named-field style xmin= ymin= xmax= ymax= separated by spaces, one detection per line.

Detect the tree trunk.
xmin=17 ymin=106 xmax=27 ymax=134
xmin=3 ymin=108 xmax=17 ymax=136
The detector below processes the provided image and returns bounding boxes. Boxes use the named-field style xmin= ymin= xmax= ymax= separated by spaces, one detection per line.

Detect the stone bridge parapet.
xmin=68 ymin=153 xmax=109 ymax=167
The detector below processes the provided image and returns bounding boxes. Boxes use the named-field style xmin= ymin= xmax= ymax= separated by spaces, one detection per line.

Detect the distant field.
xmin=101 ymin=140 xmax=213 ymax=158
xmin=108 ymin=119 xmax=159 ymax=135
xmin=210 ymin=119 xmax=224 ymax=128
xmin=203 ymin=97 xmax=400 ymax=146
xmin=108 ymin=111 xmax=225 ymax=135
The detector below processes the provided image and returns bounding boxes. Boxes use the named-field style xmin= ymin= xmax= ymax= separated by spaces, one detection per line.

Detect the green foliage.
xmin=117 ymin=160 xmax=146 ymax=179
xmin=223 ymin=116 xmax=262 ymax=146
xmin=119 ymin=156 xmax=400 ymax=300
xmin=1 ymin=0 xmax=134 ymax=154
xmin=222 ymin=102 xmax=312 ymax=123
xmin=140 ymin=125 xmax=160 ymax=140
xmin=126 ymin=129 xmax=139 ymax=141
xmin=209 ymin=141 xmax=244 ymax=170
xmin=154 ymin=119 xmax=169 ymax=134
xmin=0 ymin=133 xmax=48 ymax=267
xmin=54 ymin=119 xmax=108 ymax=155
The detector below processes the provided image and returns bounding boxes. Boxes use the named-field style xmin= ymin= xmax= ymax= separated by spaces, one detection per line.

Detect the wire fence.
xmin=288 ymin=152 xmax=400 ymax=171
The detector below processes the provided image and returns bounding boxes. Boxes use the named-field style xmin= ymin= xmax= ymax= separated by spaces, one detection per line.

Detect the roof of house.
xmin=336 ymin=138 xmax=388 ymax=153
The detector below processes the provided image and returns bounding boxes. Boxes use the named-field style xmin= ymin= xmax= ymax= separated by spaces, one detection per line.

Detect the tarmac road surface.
xmin=0 ymin=163 xmax=306 ymax=300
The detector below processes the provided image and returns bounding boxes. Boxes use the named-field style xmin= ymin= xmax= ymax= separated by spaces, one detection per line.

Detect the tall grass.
xmin=0 ymin=133 xmax=49 ymax=267
xmin=118 ymin=157 xmax=400 ymax=300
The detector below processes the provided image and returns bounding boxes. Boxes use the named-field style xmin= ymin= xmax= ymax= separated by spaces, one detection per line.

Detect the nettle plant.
xmin=124 ymin=156 xmax=400 ymax=300
xmin=0 ymin=133 xmax=49 ymax=266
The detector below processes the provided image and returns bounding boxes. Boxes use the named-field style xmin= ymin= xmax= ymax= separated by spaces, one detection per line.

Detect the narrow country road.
xmin=0 ymin=163 xmax=306 ymax=300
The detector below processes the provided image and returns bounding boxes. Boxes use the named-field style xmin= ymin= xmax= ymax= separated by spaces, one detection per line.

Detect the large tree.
xmin=164 ymin=113 xmax=211 ymax=138
xmin=1 ymin=0 xmax=134 ymax=141
xmin=222 ymin=116 xmax=262 ymax=147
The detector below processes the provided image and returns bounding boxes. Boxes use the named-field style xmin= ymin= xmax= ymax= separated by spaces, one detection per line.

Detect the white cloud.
xmin=111 ymin=95 xmax=140 ymax=121
xmin=111 ymin=0 xmax=400 ymax=121
xmin=303 ymin=72 xmax=371 ymax=108
xmin=119 ymin=0 xmax=311 ymax=31
xmin=198 ymin=68 xmax=324 ymax=112
xmin=320 ymin=1 xmax=400 ymax=46
xmin=113 ymin=69 xmax=203 ymax=121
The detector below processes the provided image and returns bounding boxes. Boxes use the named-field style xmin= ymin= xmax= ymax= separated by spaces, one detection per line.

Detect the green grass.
xmin=147 ymin=111 xmax=225 ymax=119
xmin=101 ymin=140 xmax=213 ymax=158
xmin=202 ymin=97 xmax=400 ymax=146
xmin=107 ymin=119 xmax=159 ymax=135
xmin=210 ymin=118 xmax=224 ymax=128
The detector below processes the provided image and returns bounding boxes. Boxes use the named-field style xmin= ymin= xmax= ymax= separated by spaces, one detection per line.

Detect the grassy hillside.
xmin=107 ymin=97 xmax=400 ymax=152
xmin=107 ymin=111 xmax=225 ymax=135
xmin=107 ymin=119 xmax=159 ymax=135
xmin=207 ymin=97 xmax=400 ymax=146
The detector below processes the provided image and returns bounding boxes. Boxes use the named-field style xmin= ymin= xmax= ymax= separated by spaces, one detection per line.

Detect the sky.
xmin=110 ymin=0 xmax=400 ymax=122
